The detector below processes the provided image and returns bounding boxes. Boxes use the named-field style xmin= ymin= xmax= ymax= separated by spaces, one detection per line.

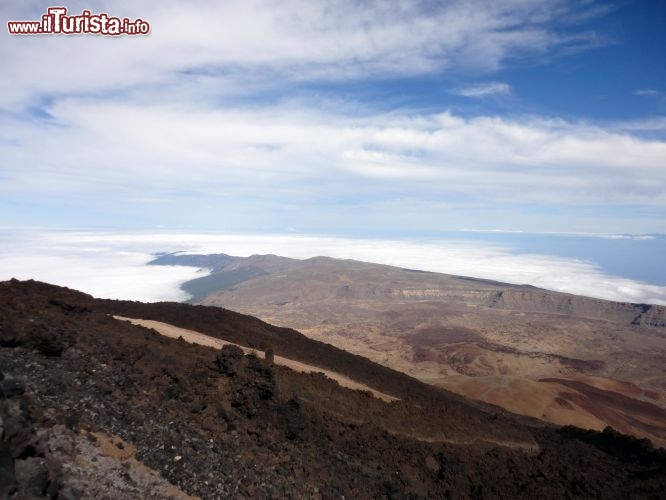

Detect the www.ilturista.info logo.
xmin=7 ymin=6 xmax=150 ymax=36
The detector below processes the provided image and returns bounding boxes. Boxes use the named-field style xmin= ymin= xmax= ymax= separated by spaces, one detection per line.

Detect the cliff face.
xmin=483 ymin=289 xmax=656 ymax=325
xmin=635 ymin=305 xmax=666 ymax=328
xmin=1 ymin=279 xmax=665 ymax=499
xmin=388 ymin=287 xmax=661 ymax=326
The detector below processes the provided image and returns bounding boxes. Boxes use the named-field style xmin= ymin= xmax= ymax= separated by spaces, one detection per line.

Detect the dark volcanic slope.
xmin=95 ymin=296 xmax=503 ymax=411
xmin=1 ymin=279 xmax=665 ymax=499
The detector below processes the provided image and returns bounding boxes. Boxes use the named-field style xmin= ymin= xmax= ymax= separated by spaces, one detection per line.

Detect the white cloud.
xmin=453 ymin=82 xmax=511 ymax=97
xmin=460 ymin=229 xmax=656 ymax=240
xmin=0 ymin=0 xmax=604 ymax=109
xmin=635 ymin=89 xmax=661 ymax=97
xmin=0 ymin=230 xmax=203 ymax=301
xmin=0 ymin=229 xmax=664 ymax=305
xmin=1 ymin=100 xmax=664 ymax=210
xmin=1 ymin=1 xmax=662 ymax=234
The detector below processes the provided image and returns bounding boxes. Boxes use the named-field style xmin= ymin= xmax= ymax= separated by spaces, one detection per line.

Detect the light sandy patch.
xmin=438 ymin=375 xmax=606 ymax=431
xmin=113 ymin=316 xmax=398 ymax=402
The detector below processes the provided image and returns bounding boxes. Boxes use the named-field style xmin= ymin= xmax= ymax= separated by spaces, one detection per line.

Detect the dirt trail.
xmin=113 ymin=316 xmax=398 ymax=402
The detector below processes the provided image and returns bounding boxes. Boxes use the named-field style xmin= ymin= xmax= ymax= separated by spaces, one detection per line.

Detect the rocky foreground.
xmin=0 ymin=279 xmax=665 ymax=498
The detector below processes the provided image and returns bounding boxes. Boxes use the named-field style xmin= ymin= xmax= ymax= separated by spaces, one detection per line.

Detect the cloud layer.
xmin=0 ymin=229 xmax=664 ymax=305
xmin=0 ymin=0 xmax=602 ymax=109
xmin=1 ymin=1 xmax=664 ymax=235
xmin=453 ymin=82 xmax=511 ymax=98
xmin=2 ymin=101 xmax=664 ymax=217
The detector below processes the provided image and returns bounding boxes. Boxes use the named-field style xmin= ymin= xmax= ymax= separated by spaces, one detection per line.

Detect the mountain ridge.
xmin=149 ymin=252 xmax=666 ymax=325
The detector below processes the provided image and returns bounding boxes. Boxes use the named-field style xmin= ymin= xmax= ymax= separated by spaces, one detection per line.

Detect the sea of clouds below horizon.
xmin=0 ymin=229 xmax=665 ymax=306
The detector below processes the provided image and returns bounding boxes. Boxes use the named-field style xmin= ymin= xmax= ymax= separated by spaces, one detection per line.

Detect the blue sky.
xmin=1 ymin=0 xmax=665 ymax=235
